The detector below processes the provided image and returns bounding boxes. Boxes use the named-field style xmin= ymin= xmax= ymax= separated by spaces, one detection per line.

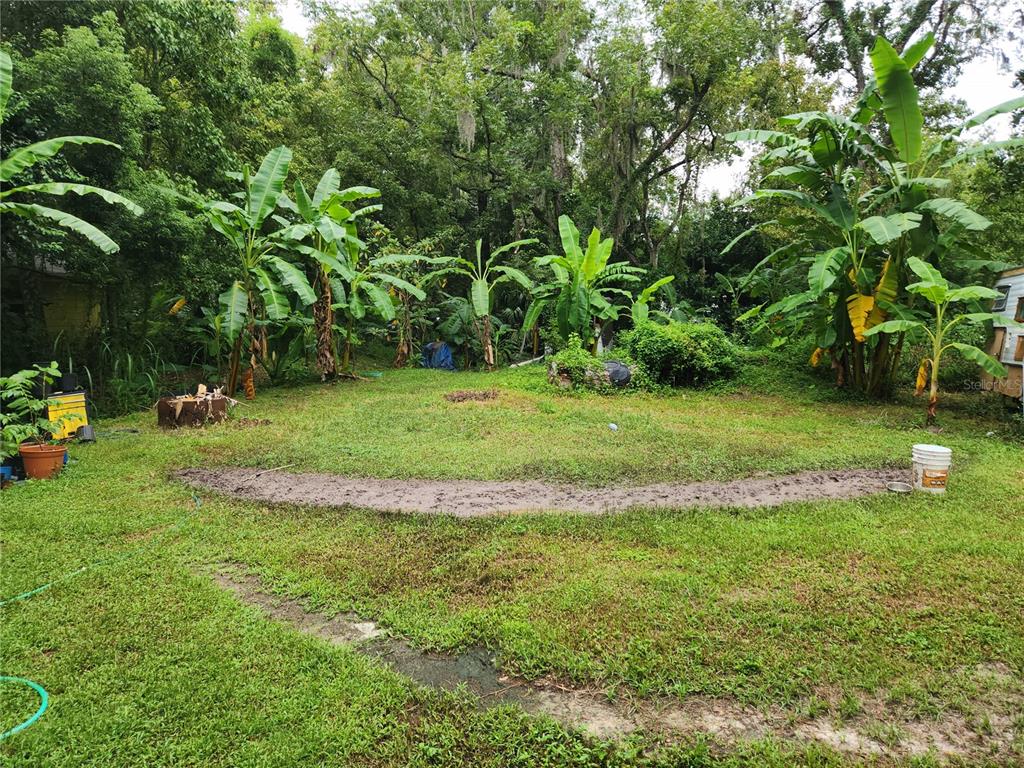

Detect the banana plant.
xmin=525 ymin=215 xmax=666 ymax=351
xmin=204 ymin=145 xmax=315 ymax=396
xmin=0 ymin=50 xmax=142 ymax=254
xmin=282 ymin=169 xmax=381 ymax=379
xmin=726 ymin=34 xmax=1023 ymax=396
xmin=864 ymin=258 xmax=1015 ymax=424
xmin=419 ymin=237 xmax=537 ymax=369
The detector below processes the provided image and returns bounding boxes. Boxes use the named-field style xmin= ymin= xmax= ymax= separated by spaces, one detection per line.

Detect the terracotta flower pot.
xmin=19 ymin=443 xmax=67 ymax=480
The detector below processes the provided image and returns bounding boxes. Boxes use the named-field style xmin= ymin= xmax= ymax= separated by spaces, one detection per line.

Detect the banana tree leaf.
xmin=636 ymin=275 xmax=674 ymax=304
xmin=901 ymin=32 xmax=934 ymax=68
xmin=945 ymin=286 xmax=1002 ymax=302
xmin=870 ymin=37 xmax=922 ymax=163
xmin=349 ymin=204 xmax=383 ymax=220
xmin=943 ymin=138 xmax=1024 ymax=167
xmin=720 ymin=219 xmax=777 ymax=255
xmin=311 ymin=169 xmax=340 ymax=209
xmin=807 ymin=247 xmax=848 ymax=295
xmin=247 ymin=146 xmax=292 ymax=226
xmin=959 ymin=96 xmax=1024 ymax=133
xmin=490 ymin=265 xmax=532 ymax=291
xmin=294 ymin=180 xmax=315 ymax=221
xmin=335 ymin=186 xmax=380 ymax=203
xmin=0 ymin=50 xmax=10 ymax=121
xmin=470 ymin=278 xmax=490 ymax=318
xmin=1 ymin=136 xmax=119 ymax=183
xmin=906 ymin=280 xmax=948 ymax=304
xmin=266 ymin=256 xmax=315 ymax=306
xmin=361 ymin=282 xmax=395 ymax=321
xmin=906 ymin=257 xmax=947 ymax=287
xmin=557 ymin=215 xmax=582 ymax=262
xmin=856 ymin=212 xmax=922 ymax=244
xmin=372 ymin=272 xmax=426 ymax=301
xmin=1 ymin=201 xmax=119 ymax=253
xmin=863 ymin=319 xmax=923 ymax=337
xmin=957 ymin=312 xmax=1020 ymax=325
xmin=254 ymin=267 xmax=290 ymax=320
xmin=725 ymin=128 xmax=798 ymax=145
xmin=917 ymin=198 xmax=990 ymax=230
xmin=735 ymin=188 xmax=839 ymax=227
xmin=489 ymin=238 xmax=539 ymax=261
xmin=522 ymin=299 xmax=547 ymax=333
xmin=219 ymin=281 xmax=248 ymax=343
xmin=0 ymin=182 xmax=143 ymax=215
xmin=949 ymin=343 xmax=1007 ymax=378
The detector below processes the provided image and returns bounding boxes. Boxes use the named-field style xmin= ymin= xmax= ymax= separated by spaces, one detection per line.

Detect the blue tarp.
xmin=421 ymin=341 xmax=456 ymax=371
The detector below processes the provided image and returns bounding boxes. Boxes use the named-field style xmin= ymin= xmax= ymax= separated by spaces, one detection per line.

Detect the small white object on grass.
xmin=608 ymin=423 xmax=618 ymax=432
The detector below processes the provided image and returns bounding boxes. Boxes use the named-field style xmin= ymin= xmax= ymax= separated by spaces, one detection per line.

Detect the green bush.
xmin=620 ymin=321 xmax=739 ymax=387
xmin=548 ymin=334 xmax=653 ymax=392
xmin=549 ymin=334 xmax=606 ymax=388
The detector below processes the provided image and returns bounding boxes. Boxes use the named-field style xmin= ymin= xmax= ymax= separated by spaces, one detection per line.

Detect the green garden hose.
xmin=0 ymin=677 xmax=48 ymax=742
xmin=0 ymin=492 xmax=202 ymax=741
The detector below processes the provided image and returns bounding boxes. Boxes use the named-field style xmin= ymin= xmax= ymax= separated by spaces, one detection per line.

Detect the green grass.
xmin=2 ymin=362 xmax=1022 ymax=766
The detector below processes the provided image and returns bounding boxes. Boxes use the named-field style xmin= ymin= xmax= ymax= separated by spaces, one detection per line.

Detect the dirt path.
xmin=177 ymin=467 xmax=907 ymax=517
xmin=211 ymin=567 xmax=1022 ymax=761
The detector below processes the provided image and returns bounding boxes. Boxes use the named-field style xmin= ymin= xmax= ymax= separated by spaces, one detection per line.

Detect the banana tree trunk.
xmin=313 ymin=269 xmax=337 ymax=380
xmin=481 ymin=315 xmax=495 ymax=371
xmin=227 ymin=333 xmax=244 ymax=397
xmin=393 ymin=292 xmax=413 ymax=368
xmin=341 ymin=314 xmax=354 ymax=371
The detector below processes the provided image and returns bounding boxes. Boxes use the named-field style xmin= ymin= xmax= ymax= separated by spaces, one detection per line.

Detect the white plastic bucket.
xmin=912 ymin=444 xmax=952 ymax=494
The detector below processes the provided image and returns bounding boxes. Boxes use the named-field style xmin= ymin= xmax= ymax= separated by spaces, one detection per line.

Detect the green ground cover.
xmin=2 ymin=362 xmax=1022 ymax=766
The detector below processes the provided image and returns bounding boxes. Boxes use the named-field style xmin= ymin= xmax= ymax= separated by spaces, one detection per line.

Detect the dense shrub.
xmin=548 ymin=334 xmax=652 ymax=392
xmin=620 ymin=321 xmax=739 ymax=387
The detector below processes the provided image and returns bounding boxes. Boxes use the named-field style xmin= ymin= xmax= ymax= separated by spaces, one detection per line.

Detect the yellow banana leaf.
xmin=866 ymin=258 xmax=898 ymax=328
xmin=809 ymin=347 xmax=824 ymax=367
xmin=914 ymin=359 xmax=930 ymax=396
xmin=168 ymin=297 xmax=187 ymax=316
xmin=846 ymin=292 xmax=875 ymax=342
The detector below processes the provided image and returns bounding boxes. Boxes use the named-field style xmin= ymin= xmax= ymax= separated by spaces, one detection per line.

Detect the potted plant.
xmin=1 ymin=362 xmax=76 ymax=480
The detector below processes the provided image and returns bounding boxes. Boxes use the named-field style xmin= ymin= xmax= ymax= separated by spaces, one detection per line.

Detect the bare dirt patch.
xmin=211 ymin=567 xmax=1023 ymax=760
xmin=444 ymin=389 xmax=498 ymax=403
xmin=177 ymin=467 xmax=907 ymax=517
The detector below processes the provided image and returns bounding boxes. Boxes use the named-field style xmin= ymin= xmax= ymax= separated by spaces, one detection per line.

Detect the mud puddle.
xmin=179 ymin=468 xmax=907 ymax=517
xmin=212 ymin=568 xmax=1022 ymax=760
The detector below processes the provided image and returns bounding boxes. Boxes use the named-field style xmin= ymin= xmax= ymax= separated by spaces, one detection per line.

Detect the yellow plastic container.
xmin=47 ymin=391 xmax=87 ymax=439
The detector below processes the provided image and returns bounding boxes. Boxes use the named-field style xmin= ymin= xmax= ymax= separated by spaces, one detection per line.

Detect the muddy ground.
xmin=177 ymin=467 xmax=907 ymax=517
xmin=212 ymin=567 xmax=1023 ymax=761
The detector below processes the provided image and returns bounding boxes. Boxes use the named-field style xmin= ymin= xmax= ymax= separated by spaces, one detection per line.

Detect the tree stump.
xmin=157 ymin=395 xmax=227 ymax=428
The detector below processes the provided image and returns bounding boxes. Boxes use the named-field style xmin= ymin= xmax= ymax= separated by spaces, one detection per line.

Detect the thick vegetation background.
xmin=2 ymin=0 xmax=1021 ymax=392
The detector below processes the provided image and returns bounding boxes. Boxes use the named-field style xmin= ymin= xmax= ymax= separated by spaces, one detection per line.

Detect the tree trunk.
xmin=313 ymin=269 xmax=337 ymax=380
xmin=341 ymin=314 xmax=354 ymax=371
xmin=481 ymin=314 xmax=495 ymax=370
xmin=226 ymin=333 xmax=244 ymax=397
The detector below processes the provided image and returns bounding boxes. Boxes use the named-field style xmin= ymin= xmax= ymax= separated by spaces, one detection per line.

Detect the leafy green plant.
xmin=204 ymin=146 xmax=315 ymax=395
xmin=526 ymin=215 xmax=672 ymax=351
xmin=620 ymin=321 xmax=739 ymax=388
xmin=83 ymin=341 xmax=181 ymax=416
xmin=0 ymin=50 xmax=142 ymax=253
xmin=727 ymin=34 xmax=1023 ymax=397
xmin=549 ymin=334 xmax=606 ymax=389
xmin=283 ymin=169 xmax=382 ymax=378
xmin=0 ymin=362 xmax=72 ymax=457
xmin=423 ymin=237 xmax=537 ymax=370
xmin=863 ymin=257 xmax=1015 ymax=423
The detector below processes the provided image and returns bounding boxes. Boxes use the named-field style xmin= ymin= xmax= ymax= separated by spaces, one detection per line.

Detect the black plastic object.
xmin=604 ymin=361 xmax=631 ymax=387
xmin=76 ymin=425 xmax=96 ymax=442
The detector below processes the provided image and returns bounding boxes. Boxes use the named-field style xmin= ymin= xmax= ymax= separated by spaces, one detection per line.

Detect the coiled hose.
xmin=0 ymin=492 xmax=201 ymax=742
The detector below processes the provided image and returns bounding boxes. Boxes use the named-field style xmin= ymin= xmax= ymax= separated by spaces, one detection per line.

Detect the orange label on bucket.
xmin=922 ymin=469 xmax=948 ymax=488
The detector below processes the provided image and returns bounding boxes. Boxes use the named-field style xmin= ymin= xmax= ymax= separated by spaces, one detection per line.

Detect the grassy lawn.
xmin=2 ymin=361 xmax=1022 ymax=766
